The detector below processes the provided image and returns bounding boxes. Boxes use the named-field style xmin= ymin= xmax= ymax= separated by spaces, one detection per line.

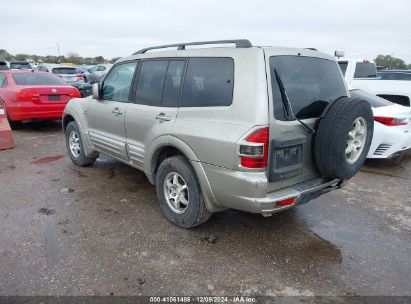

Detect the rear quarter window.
xmin=180 ymin=58 xmax=234 ymax=107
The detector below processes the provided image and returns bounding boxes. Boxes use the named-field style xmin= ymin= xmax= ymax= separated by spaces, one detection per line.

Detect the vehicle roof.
xmin=0 ymin=70 xmax=49 ymax=75
xmin=117 ymin=45 xmax=335 ymax=63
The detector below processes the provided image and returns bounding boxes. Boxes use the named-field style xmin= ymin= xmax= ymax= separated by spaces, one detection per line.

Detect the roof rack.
xmin=133 ymin=39 xmax=252 ymax=55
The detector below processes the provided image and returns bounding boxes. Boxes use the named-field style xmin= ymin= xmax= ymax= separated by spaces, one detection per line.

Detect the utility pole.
xmin=56 ymin=43 xmax=60 ymax=63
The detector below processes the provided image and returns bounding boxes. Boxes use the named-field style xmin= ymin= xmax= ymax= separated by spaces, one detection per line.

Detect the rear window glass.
xmin=378 ymin=72 xmax=411 ymax=81
xmin=10 ymin=62 xmax=32 ymax=70
xmin=270 ymin=56 xmax=347 ymax=120
xmin=52 ymin=67 xmax=77 ymax=74
xmin=181 ymin=58 xmax=234 ymax=107
xmin=350 ymin=89 xmax=393 ymax=108
xmin=338 ymin=61 xmax=348 ymax=75
xmin=354 ymin=62 xmax=377 ymax=78
xmin=12 ymin=73 xmax=66 ymax=85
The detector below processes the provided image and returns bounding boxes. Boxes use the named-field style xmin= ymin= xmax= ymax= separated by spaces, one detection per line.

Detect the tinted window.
xmin=0 ymin=73 xmax=6 ymax=87
xmin=162 ymin=60 xmax=185 ymax=106
xmin=350 ymin=89 xmax=393 ymax=108
xmin=12 ymin=73 xmax=66 ymax=85
xmin=97 ymin=65 xmax=106 ymax=71
xmin=10 ymin=62 xmax=32 ymax=70
xmin=270 ymin=56 xmax=347 ymax=120
xmin=135 ymin=60 xmax=168 ymax=106
xmin=338 ymin=61 xmax=348 ymax=75
xmin=102 ymin=61 xmax=137 ymax=102
xmin=36 ymin=66 xmax=49 ymax=72
xmin=354 ymin=62 xmax=377 ymax=78
xmin=181 ymin=58 xmax=234 ymax=107
xmin=52 ymin=67 xmax=77 ymax=74
xmin=378 ymin=72 xmax=411 ymax=81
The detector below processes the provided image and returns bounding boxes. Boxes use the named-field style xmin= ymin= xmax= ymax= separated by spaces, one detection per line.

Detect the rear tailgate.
xmin=263 ymin=48 xmax=349 ymax=192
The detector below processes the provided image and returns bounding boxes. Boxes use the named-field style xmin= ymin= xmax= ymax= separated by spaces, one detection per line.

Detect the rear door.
xmin=87 ymin=61 xmax=137 ymax=161
xmin=125 ymin=59 xmax=184 ymax=169
xmin=265 ymin=50 xmax=348 ymax=191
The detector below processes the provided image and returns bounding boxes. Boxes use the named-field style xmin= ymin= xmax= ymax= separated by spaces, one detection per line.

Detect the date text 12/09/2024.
xmin=149 ymin=296 xmax=257 ymax=303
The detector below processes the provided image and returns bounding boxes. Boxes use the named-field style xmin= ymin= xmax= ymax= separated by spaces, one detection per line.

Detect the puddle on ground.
xmin=31 ymin=155 xmax=63 ymax=165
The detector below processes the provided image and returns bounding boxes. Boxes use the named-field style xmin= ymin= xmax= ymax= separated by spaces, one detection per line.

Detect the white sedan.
xmin=350 ymin=89 xmax=411 ymax=159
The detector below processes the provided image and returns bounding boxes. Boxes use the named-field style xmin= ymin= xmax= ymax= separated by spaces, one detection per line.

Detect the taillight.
xmin=276 ymin=197 xmax=296 ymax=207
xmin=374 ymin=116 xmax=408 ymax=126
xmin=69 ymin=89 xmax=81 ymax=98
xmin=16 ymin=89 xmax=40 ymax=102
xmin=239 ymin=127 xmax=269 ymax=169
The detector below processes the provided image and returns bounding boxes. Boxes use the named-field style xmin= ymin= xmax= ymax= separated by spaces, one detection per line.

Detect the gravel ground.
xmin=0 ymin=121 xmax=410 ymax=298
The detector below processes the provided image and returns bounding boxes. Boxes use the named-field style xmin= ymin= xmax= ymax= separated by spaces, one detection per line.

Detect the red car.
xmin=0 ymin=70 xmax=81 ymax=127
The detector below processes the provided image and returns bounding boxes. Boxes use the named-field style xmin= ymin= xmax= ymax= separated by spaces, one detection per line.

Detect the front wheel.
xmin=65 ymin=121 xmax=97 ymax=166
xmin=156 ymin=156 xmax=212 ymax=228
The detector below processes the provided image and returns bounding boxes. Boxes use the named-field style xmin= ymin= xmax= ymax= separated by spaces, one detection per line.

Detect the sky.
xmin=1 ymin=0 xmax=411 ymax=62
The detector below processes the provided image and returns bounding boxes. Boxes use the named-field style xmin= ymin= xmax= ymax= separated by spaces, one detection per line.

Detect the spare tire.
xmin=313 ymin=96 xmax=373 ymax=180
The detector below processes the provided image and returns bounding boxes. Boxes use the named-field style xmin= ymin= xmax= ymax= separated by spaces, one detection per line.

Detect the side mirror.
xmin=92 ymin=83 xmax=102 ymax=100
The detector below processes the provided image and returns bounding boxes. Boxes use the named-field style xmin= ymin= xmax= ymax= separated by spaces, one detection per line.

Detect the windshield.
xmin=13 ymin=73 xmax=66 ymax=85
xmin=51 ymin=67 xmax=77 ymax=74
xmin=354 ymin=62 xmax=377 ymax=78
xmin=350 ymin=89 xmax=393 ymax=108
xmin=270 ymin=56 xmax=347 ymax=120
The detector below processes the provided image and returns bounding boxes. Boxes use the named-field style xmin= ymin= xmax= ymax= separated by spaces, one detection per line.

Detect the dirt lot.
xmin=0 ymin=121 xmax=410 ymax=297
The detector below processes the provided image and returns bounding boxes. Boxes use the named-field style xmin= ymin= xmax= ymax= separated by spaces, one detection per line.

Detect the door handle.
xmin=112 ymin=108 xmax=123 ymax=115
xmin=155 ymin=113 xmax=171 ymax=121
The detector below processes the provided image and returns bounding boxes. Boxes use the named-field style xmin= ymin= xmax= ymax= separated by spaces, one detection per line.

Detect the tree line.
xmin=1 ymin=48 xmax=410 ymax=69
xmin=0 ymin=49 xmax=120 ymax=65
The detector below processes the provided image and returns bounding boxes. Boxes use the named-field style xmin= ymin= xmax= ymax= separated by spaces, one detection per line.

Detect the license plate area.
xmin=48 ymin=95 xmax=61 ymax=101
xmin=269 ymin=135 xmax=306 ymax=182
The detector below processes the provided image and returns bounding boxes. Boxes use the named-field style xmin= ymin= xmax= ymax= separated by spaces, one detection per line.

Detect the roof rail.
xmin=133 ymin=39 xmax=252 ymax=55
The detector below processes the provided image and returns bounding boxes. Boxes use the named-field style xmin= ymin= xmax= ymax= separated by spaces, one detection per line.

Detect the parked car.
xmin=50 ymin=66 xmax=85 ymax=88
xmin=77 ymin=74 xmax=104 ymax=97
xmin=0 ymin=61 xmax=9 ymax=70
xmin=377 ymin=70 xmax=411 ymax=81
xmin=63 ymin=39 xmax=373 ymax=228
xmin=9 ymin=61 xmax=32 ymax=70
xmin=351 ymin=89 xmax=411 ymax=159
xmin=0 ymin=70 xmax=81 ymax=128
xmin=83 ymin=64 xmax=112 ymax=82
xmin=338 ymin=59 xmax=411 ymax=107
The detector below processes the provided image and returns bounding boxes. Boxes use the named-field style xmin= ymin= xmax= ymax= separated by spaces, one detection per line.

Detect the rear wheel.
xmin=156 ymin=155 xmax=212 ymax=228
xmin=65 ymin=121 xmax=97 ymax=166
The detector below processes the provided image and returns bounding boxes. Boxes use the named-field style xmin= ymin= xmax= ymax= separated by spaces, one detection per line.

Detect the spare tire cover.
xmin=313 ymin=96 xmax=374 ymax=179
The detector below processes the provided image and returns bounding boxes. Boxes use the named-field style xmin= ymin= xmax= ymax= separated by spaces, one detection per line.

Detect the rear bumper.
xmin=6 ymin=102 xmax=66 ymax=121
xmin=202 ymin=163 xmax=343 ymax=214
xmin=368 ymin=125 xmax=411 ymax=158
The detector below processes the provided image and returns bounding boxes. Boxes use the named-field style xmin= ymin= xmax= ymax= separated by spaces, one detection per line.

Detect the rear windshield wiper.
xmin=273 ymin=69 xmax=315 ymax=134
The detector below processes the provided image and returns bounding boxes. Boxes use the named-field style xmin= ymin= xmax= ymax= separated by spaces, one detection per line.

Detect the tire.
xmin=65 ymin=121 xmax=97 ymax=166
xmin=156 ymin=155 xmax=212 ymax=228
xmin=6 ymin=113 xmax=20 ymax=129
xmin=313 ymin=97 xmax=374 ymax=180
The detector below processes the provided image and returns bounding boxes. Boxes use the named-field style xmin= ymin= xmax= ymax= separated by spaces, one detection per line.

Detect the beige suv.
xmin=63 ymin=40 xmax=373 ymax=228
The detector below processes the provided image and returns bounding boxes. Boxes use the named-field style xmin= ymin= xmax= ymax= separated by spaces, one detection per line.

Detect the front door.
xmin=88 ymin=61 xmax=137 ymax=161
xmin=125 ymin=59 xmax=185 ymax=169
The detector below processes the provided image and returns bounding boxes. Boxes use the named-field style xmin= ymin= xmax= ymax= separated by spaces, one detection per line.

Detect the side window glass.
xmin=181 ymin=58 xmax=234 ymax=107
xmin=102 ymin=62 xmax=137 ymax=102
xmin=162 ymin=60 xmax=185 ymax=106
xmin=98 ymin=66 xmax=106 ymax=71
xmin=135 ymin=60 xmax=168 ymax=106
xmin=0 ymin=74 xmax=6 ymax=87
